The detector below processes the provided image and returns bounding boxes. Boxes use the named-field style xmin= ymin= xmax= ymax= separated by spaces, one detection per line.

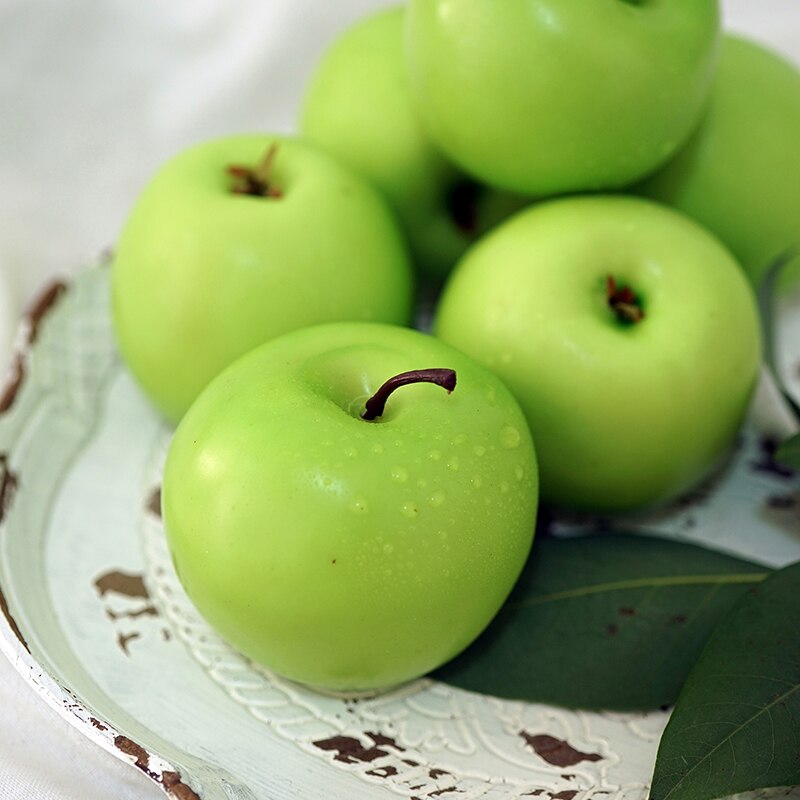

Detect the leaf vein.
xmin=511 ymin=573 xmax=767 ymax=609
xmin=662 ymin=682 xmax=800 ymax=800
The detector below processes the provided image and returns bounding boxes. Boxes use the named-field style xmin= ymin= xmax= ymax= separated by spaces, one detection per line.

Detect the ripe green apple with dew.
xmin=435 ymin=196 xmax=762 ymax=513
xmin=162 ymin=322 xmax=538 ymax=691
xmin=301 ymin=5 xmax=527 ymax=284
xmin=112 ymin=135 xmax=414 ymax=422
xmin=405 ymin=0 xmax=721 ymax=196
xmin=638 ymin=35 xmax=800 ymax=288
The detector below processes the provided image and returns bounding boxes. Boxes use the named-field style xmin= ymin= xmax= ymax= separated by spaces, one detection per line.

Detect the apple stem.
xmin=607 ymin=275 xmax=645 ymax=324
xmin=362 ymin=369 xmax=457 ymax=421
xmin=227 ymin=143 xmax=283 ymax=198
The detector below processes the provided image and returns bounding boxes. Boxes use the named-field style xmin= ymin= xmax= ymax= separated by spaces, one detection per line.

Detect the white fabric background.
xmin=0 ymin=2 xmax=798 ymax=797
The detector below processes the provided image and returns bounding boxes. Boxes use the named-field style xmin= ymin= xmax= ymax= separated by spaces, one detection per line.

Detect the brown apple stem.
xmin=607 ymin=275 xmax=645 ymax=323
xmin=362 ymin=369 xmax=457 ymax=421
xmin=227 ymin=143 xmax=282 ymax=198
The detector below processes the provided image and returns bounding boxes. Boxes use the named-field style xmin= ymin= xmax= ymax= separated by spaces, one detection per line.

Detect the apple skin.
xmin=638 ymin=35 xmax=800 ymax=287
xmin=435 ymin=196 xmax=762 ymax=513
xmin=301 ymin=5 xmax=527 ymax=283
xmin=112 ymin=135 xmax=414 ymax=423
xmin=162 ymin=322 xmax=538 ymax=691
xmin=405 ymin=0 xmax=720 ymax=196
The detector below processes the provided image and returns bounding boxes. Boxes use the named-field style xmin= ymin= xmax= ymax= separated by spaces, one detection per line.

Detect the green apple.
xmin=300 ymin=5 xmax=527 ymax=283
xmin=405 ymin=0 xmax=720 ymax=196
xmin=162 ymin=322 xmax=538 ymax=690
xmin=638 ymin=35 xmax=800 ymax=287
xmin=435 ymin=196 xmax=761 ymax=513
xmin=112 ymin=135 xmax=414 ymax=422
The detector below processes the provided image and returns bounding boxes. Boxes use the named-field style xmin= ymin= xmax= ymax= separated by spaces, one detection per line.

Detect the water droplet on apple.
xmin=471 ymin=475 xmax=483 ymax=489
xmin=428 ymin=491 xmax=445 ymax=508
xmin=472 ymin=445 xmax=486 ymax=457
xmin=349 ymin=498 xmax=369 ymax=515
xmin=437 ymin=530 xmax=448 ymax=541
xmin=446 ymin=456 xmax=460 ymax=472
xmin=372 ymin=443 xmax=384 ymax=455
xmin=428 ymin=450 xmax=442 ymax=461
xmin=500 ymin=481 xmax=510 ymax=494
xmin=383 ymin=543 xmax=394 ymax=555
xmin=345 ymin=446 xmax=358 ymax=458
xmin=416 ymin=478 xmax=427 ymax=489
xmin=515 ymin=464 xmax=525 ymax=481
xmin=452 ymin=433 xmax=468 ymax=446
xmin=501 ymin=426 xmax=521 ymax=449
xmin=401 ymin=501 xmax=419 ymax=518
xmin=391 ymin=467 xmax=408 ymax=483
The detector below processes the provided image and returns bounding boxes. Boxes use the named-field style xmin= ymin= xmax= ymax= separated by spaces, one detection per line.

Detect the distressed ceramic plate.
xmin=0 ymin=266 xmax=798 ymax=800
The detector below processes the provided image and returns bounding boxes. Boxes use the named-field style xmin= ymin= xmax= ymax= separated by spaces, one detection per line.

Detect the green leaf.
xmin=649 ymin=560 xmax=800 ymax=800
xmin=776 ymin=432 xmax=800 ymax=470
xmin=435 ymin=534 xmax=768 ymax=710
xmin=757 ymin=248 xmax=800 ymax=422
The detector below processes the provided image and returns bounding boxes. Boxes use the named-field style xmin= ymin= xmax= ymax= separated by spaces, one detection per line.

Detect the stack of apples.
xmin=111 ymin=2 xmax=800 ymax=693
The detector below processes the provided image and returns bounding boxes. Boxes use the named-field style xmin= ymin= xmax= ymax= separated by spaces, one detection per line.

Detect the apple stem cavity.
xmin=446 ymin=180 xmax=482 ymax=237
xmin=607 ymin=275 xmax=645 ymax=324
xmin=362 ymin=369 xmax=457 ymax=421
xmin=227 ymin=143 xmax=283 ymax=199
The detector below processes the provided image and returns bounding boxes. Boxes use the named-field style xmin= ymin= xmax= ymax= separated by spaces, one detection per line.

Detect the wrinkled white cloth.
xmin=0 ymin=1 xmax=798 ymax=798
